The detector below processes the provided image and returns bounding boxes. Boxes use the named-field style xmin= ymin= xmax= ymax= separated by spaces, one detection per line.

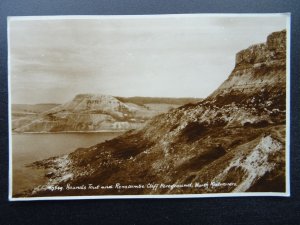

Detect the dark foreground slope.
xmin=25 ymin=30 xmax=287 ymax=197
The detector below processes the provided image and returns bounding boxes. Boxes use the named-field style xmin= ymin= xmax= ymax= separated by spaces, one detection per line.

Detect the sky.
xmin=9 ymin=14 xmax=288 ymax=104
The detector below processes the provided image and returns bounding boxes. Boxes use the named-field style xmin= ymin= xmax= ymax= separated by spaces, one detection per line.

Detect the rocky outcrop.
xmin=26 ymin=30 xmax=287 ymax=197
xmin=13 ymin=94 xmax=160 ymax=132
xmin=235 ymin=30 xmax=285 ymax=67
xmin=235 ymin=30 xmax=286 ymax=67
xmin=211 ymin=30 xmax=286 ymax=99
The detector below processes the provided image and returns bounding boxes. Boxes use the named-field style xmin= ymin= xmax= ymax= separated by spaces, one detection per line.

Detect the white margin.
xmin=6 ymin=13 xmax=292 ymax=21
xmin=7 ymin=13 xmax=291 ymax=201
xmin=285 ymin=13 xmax=291 ymax=197
xmin=9 ymin=192 xmax=290 ymax=202
xmin=8 ymin=17 xmax=13 ymax=201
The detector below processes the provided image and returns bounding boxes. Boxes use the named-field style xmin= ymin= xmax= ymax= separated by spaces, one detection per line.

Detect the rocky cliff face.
xmin=27 ymin=30 xmax=287 ymax=197
xmin=210 ymin=31 xmax=286 ymax=111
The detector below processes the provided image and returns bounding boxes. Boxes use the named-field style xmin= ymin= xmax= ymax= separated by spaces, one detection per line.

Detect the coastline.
xmin=12 ymin=130 xmax=128 ymax=134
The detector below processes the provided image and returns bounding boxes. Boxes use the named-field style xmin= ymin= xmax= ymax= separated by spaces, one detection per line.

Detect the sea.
xmin=11 ymin=132 xmax=123 ymax=195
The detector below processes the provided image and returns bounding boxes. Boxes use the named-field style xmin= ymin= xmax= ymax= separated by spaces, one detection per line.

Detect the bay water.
xmin=12 ymin=132 xmax=123 ymax=195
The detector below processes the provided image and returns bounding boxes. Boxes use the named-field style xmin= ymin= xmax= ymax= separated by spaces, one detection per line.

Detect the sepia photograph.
xmin=8 ymin=14 xmax=290 ymax=200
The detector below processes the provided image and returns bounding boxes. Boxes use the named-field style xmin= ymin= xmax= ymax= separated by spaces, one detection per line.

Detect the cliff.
xmin=13 ymin=94 xmax=160 ymax=132
xmin=210 ymin=30 xmax=286 ymax=108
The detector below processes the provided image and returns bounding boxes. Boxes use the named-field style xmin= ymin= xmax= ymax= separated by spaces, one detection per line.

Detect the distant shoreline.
xmin=12 ymin=130 xmax=127 ymax=134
